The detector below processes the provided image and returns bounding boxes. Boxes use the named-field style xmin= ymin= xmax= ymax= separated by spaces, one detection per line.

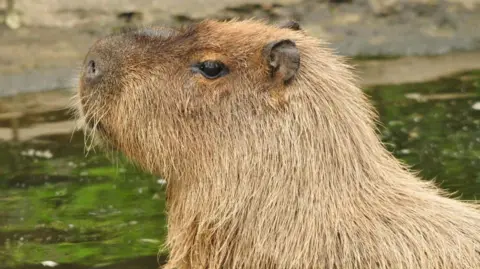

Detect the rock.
xmin=367 ymin=0 xmax=443 ymax=15
xmin=1 ymin=0 xmax=480 ymax=81
xmin=368 ymin=35 xmax=388 ymax=45
xmin=333 ymin=13 xmax=362 ymax=25
xmin=472 ymin=102 xmax=480 ymax=111
xmin=41 ymin=261 xmax=59 ymax=267
xmin=368 ymin=0 xmax=400 ymax=15
xmin=13 ymin=0 xmax=304 ymax=28
xmin=446 ymin=0 xmax=480 ymax=10
xmin=5 ymin=10 xmax=21 ymax=29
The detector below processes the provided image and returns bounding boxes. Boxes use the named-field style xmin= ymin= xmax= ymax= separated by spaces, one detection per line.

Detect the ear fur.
xmin=263 ymin=39 xmax=300 ymax=84
xmin=277 ymin=20 xmax=301 ymax=31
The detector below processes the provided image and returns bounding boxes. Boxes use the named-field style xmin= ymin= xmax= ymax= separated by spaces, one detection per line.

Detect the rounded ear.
xmin=277 ymin=20 xmax=301 ymax=31
xmin=263 ymin=39 xmax=300 ymax=84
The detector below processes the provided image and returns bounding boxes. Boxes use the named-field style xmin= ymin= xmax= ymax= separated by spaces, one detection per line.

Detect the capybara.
xmin=74 ymin=19 xmax=480 ymax=269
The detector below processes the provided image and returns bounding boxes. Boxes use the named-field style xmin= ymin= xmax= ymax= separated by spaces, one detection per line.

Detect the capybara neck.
xmin=76 ymin=19 xmax=480 ymax=269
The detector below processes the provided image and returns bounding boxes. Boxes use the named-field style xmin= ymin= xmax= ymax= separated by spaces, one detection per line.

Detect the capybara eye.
xmin=192 ymin=61 xmax=229 ymax=79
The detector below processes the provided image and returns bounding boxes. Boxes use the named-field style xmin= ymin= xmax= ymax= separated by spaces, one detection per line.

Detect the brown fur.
xmin=73 ymin=19 xmax=480 ymax=269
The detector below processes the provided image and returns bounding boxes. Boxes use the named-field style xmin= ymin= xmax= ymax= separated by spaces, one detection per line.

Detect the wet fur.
xmin=75 ymin=19 xmax=480 ymax=269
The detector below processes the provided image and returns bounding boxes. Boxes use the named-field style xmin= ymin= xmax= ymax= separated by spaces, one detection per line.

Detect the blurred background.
xmin=0 ymin=0 xmax=479 ymax=268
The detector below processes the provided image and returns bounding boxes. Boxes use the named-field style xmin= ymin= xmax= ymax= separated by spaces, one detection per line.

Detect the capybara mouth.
xmin=88 ymin=119 xmax=104 ymax=132
xmin=77 ymin=90 xmax=106 ymax=134
xmin=85 ymin=115 xmax=106 ymax=134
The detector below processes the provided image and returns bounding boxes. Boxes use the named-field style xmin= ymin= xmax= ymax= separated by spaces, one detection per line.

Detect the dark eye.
xmin=192 ymin=61 xmax=229 ymax=79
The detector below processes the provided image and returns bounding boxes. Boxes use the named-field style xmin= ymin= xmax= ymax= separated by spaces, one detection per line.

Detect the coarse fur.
xmin=74 ymin=19 xmax=480 ymax=269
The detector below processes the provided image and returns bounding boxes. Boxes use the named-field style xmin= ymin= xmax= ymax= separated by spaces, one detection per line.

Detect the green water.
xmin=0 ymin=71 xmax=479 ymax=268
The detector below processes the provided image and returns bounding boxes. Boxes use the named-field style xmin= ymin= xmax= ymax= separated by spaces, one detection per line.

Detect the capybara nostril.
xmin=84 ymin=57 xmax=103 ymax=82
xmin=87 ymin=60 xmax=97 ymax=76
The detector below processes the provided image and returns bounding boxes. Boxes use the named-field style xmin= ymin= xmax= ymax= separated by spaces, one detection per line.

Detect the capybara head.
xmin=76 ymin=19 xmax=372 ymax=177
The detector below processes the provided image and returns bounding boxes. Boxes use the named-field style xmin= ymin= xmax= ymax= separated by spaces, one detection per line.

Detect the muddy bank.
xmin=1 ymin=0 xmax=480 ymax=77
xmin=3 ymin=0 xmax=480 ymax=59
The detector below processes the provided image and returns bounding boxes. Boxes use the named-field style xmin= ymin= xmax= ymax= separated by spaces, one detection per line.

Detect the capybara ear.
xmin=277 ymin=20 xmax=301 ymax=31
xmin=263 ymin=39 xmax=300 ymax=84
